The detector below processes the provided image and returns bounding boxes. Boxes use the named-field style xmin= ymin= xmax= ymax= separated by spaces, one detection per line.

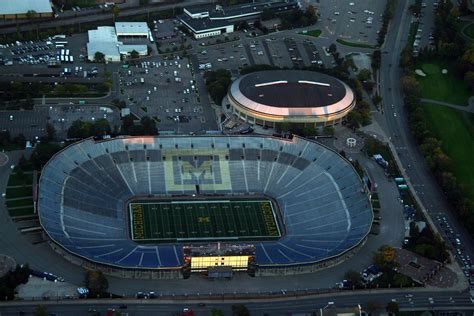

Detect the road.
xmin=378 ymin=0 xmax=474 ymax=264
xmin=0 ymin=290 xmax=472 ymax=315
xmin=0 ymin=0 xmax=209 ymax=36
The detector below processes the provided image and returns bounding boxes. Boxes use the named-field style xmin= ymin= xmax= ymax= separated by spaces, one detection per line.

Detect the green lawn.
xmin=6 ymin=198 xmax=34 ymax=208
xmin=423 ymin=103 xmax=474 ymax=200
xmin=336 ymin=39 xmax=376 ymax=49
xmin=129 ymin=199 xmax=281 ymax=242
xmin=6 ymin=186 xmax=32 ymax=199
xmin=7 ymin=172 xmax=33 ymax=187
xmin=300 ymin=29 xmax=322 ymax=37
xmin=9 ymin=207 xmax=35 ymax=217
xmin=416 ymin=60 xmax=472 ymax=106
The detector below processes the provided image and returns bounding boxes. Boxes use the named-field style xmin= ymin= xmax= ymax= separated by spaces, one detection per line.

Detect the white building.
xmin=87 ymin=24 xmax=149 ymax=62
xmin=0 ymin=0 xmax=53 ymax=19
xmin=115 ymin=22 xmax=150 ymax=38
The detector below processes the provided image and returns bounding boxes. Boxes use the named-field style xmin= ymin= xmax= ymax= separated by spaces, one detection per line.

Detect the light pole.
xmin=358 ymin=304 xmax=362 ymax=316
xmin=320 ymin=302 xmax=334 ymax=316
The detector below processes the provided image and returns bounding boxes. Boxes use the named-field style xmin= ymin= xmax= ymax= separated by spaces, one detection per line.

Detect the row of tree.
xmin=399 ymin=3 xmax=474 ymax=237
xmin=401 ymin=74 xmax=474 ymax=236
xmin=377 ymin=0 xmax=399 ymax=46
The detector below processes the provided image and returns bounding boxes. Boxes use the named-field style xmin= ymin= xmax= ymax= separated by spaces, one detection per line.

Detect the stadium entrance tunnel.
xmin=38 ymin=135 xmax=373 ymax=278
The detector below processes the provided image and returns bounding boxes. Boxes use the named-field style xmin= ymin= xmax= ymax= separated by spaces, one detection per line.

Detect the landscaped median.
xmin=299 ymin=29 xmax=322 ymax=38
xmin=336 ymin=39 xmax=376 ymax=49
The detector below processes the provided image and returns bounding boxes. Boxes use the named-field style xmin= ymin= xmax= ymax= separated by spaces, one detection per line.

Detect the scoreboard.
xmin=183 ymin=244 xmax=256 ymax=273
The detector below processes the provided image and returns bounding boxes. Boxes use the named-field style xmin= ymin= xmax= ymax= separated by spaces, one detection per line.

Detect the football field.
xmin=128 ymin=199 xmax=281 ymax=242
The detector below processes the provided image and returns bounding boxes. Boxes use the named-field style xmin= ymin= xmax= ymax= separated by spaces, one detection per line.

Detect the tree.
xmin=372 ymin=94 xmax=382 ymax=106
xmin=386 ymin=301 xmax=399 ymax=314
xmin=232 ymin=304 xmax=250 ymax=316
xmin=94 ymin=51 xmax=105 ymax=63
xmin=372 ymin=49 xmax=382 ymax=70
xmin=323 ymin=126 xmax=335 ymax=136
xmin=30 ymin=142 xmax=61 ymax=170
xmin=130 ymin=50 xmax=140 ymax=59
xmin=212 ymin=309 xmax=224 ymax=316
xmin=373 ymin=245 xmax=397 ymax=272
xmin=93 ymin=119 xmax=111 ymax=136
xmin=465 ymin=71 xmax=474 ymax=90
xmin=34 ymin=305 xmax=47 ymax=316
xmin=46 ymin=123 xmax=56 ymax=141
xmin=84 ymin=270 xmax=108 ymax=295
xmin=344 ymin=269 xmax=362 ymax=288
xmin=26 ymin=10 xmax=37 ymax=20
xmin=357 ymin=69 xmax=372 ymax=81
xmin=364 ymin=300 xmax=381 ymax=314
xmin=111 ymin=5 xmax=120 ymax=22
xmin=328 ymin=43 xmax=337 ymax=54
xmin=400 ymin=75 xmax=420 ymax=96
xmin=68 ymin=120 xmax=93 ymax=139
xmin=140 ymin=116 xmax=158 ymax=135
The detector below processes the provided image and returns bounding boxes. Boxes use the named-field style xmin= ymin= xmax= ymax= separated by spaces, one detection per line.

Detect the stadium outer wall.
xmin=39 ymin=135 xmax=372 ymax=279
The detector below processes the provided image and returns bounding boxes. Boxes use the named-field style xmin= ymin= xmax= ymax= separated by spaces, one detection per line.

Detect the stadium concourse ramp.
xmin=38 ymin=135 xmax=373 ymax=277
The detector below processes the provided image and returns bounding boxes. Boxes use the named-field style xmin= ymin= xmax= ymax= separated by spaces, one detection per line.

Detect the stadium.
xmin=38 ymin=135 xmax=372 ymax=277
xmin=227 ymin=70 xmax=356 ymax=128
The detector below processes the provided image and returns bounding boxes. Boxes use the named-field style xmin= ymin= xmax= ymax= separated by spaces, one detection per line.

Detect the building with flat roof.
xmin=0 ymin=0 xmax=53 ymax=20
xmin=115 ymin=22 xmax=150 ymax=38
xmin=87 ymin=25 xmax=148 ymax=62
xmin=228 ymin=70 xmax=356 ymax=128
xmin=178 ymin=0 xmax=299 ymax=39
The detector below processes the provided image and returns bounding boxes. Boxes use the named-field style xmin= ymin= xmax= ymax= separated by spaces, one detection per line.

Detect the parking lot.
xmin=120 ymin=56 xmax=216 ymax=134
xmin=195 ymin=35 xmax=328 ymax=76
xmin=0 ymin=33 xmax=106 ymax=79
xmin=0 ymin=108 xmax=48 ymax=140
xmin=314 ymin=0 xmax=387 ymax=45
xmin=45 ymin=104 xmax=121 ymax=139
xmin=413 ymin=2 xmax=436 ymax=53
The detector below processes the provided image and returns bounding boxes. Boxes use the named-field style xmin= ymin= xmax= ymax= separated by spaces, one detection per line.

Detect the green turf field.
xmin=129 ymin=199 xmax=281 ymax=242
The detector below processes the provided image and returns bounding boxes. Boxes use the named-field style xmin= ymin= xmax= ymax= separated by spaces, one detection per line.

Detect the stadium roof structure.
xmin=229 ymin=70 xmax=355 ymax=118
xmin=0 ymin=0 xmax=53 ymax=15
xmin=38 ymin=135 xmax=372 ymax=270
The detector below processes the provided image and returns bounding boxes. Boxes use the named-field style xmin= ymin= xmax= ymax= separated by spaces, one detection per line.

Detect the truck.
xmin=140 ymin=78 xmax=145 ymax=84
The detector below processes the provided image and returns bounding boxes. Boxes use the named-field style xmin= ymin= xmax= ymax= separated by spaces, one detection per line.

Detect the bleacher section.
xmin=38 ymin=135 xmax=372 ymax=269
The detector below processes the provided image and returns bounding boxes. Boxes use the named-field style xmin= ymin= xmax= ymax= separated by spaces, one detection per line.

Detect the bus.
xmin=53 ymin=35 xmax=66 ymax=39
xmin=60 ymin=49 xmax=65 ymax=56
xmin=55 ymin=41 xmax=68 ymax=46
xmin=60 ymin=55 xmax=65 ymax=62
xmin=70 ymin=56 xmax=74 ymax=63
xmin=65 ymin=49 xmax=70 ymax=56
xmin=55 ymin=44 xmax=64 ymax=48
